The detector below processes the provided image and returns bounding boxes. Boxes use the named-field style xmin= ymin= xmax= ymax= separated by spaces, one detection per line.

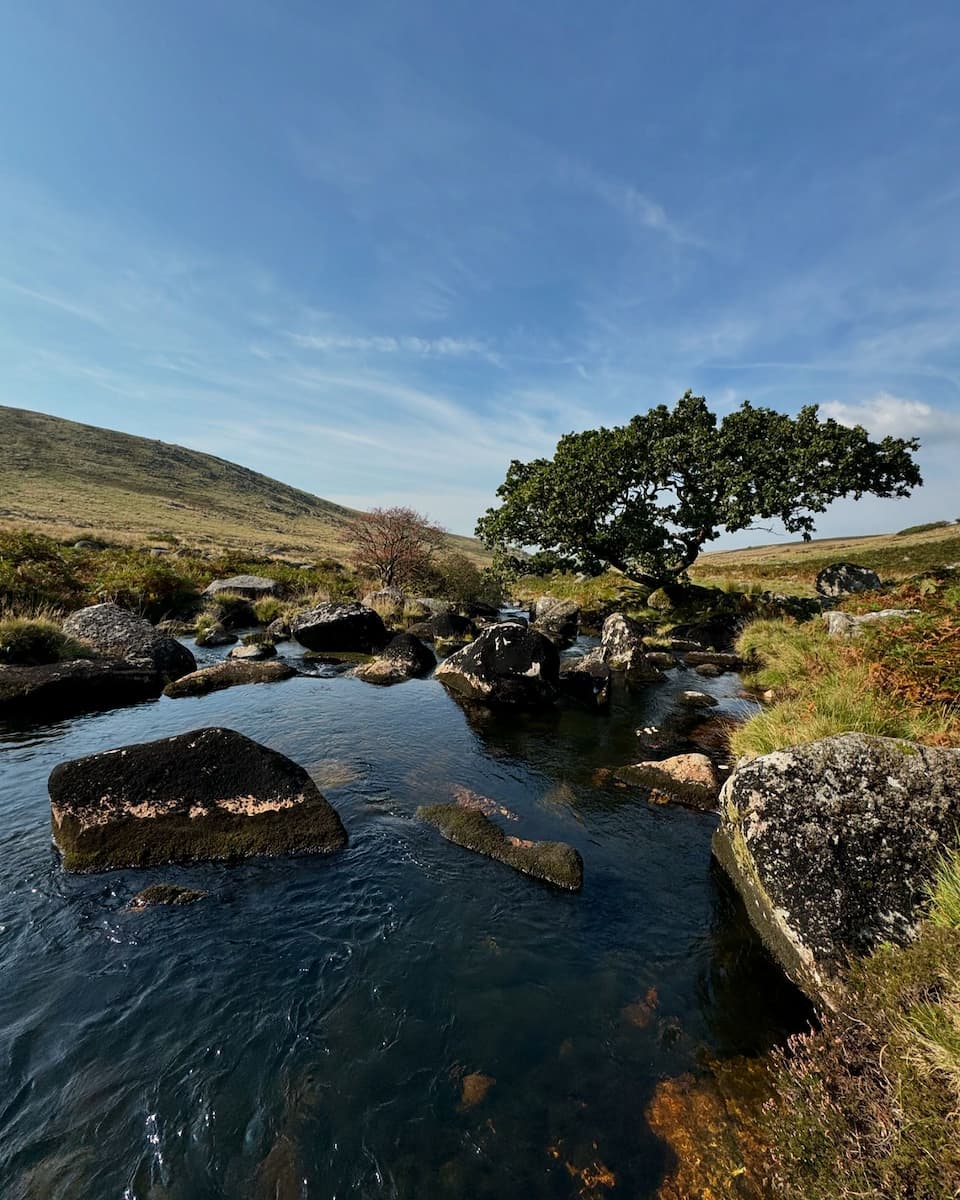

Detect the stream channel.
xmin=0 ymin=622 xmax=810 ymax=1198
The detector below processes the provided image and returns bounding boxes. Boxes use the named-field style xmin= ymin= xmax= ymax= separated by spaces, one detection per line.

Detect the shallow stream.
xmin=0 ymin=631 xmax=808 ymax=1198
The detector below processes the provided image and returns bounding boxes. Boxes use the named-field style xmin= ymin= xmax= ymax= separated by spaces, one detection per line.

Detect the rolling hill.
xmin=0 ymin=405 xmax=486 ymax=560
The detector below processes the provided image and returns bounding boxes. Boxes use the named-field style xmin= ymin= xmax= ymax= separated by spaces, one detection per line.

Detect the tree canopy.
xmin=476 ymin=392 xmax=922 ymax=584
xmin=342 ymin=506 xmax=445 ymax=588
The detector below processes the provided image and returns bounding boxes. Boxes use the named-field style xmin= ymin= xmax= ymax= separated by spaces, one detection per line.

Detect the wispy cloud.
xmin=288 ymin=330 xmax=501 ymax=365
xmin=822 ymin=392 xmax=960 ymax=444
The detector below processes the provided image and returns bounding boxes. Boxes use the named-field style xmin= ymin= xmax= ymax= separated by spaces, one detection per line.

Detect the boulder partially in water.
xmin=406 ymin=610 xmax=476 ymax=643
xmin=435 ymin=621 xmax=559 ymax=707
xmin=63 ymin=603 xmax=196 ymax=682
xmin=291 ymin=602 xmax=388 ymax=654
xmin=128 ymin=883 xmax=207 ymax=909
xmin=49 ymin=727 xmax=348 ymax=873
xmin=353 ymin=633 xmax=435 ymax=685
xmin=418 ymin=803 xmax=583 ymax=891
xmin=164 ymin=658 xmax=297 ymax=698
xmin=713 ymin=733 xmax=960 ymax=1002
xmin=0 ymin=659 xmax=163 ymax=719
xmin=194 ymin=622 xmax=238 ymax=648
xmin=559 ymin=651 xmax=611 ymax=709
xmin=616 ymin=753 xmax=720 ymax=809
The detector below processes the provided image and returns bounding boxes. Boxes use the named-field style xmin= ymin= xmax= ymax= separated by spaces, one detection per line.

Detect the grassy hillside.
xmin=0 ymin=405 xmax=484 ymax=561
xmin=691 ymin=523 xmax=960 ymax=594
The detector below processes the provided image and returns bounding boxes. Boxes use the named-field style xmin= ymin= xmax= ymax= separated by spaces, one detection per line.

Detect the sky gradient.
xmin=1 ymin=2 xmax=958 ymax=541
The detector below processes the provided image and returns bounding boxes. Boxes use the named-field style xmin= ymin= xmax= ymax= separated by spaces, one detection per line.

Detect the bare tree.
xmin=341 ymin=506 xmax=446 ymax=588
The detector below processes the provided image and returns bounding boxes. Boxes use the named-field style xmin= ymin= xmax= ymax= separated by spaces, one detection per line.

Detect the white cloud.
xmin=821 ymin=392 xmax=960 ymax=444
xmin=288 ymin=330 xmax=499 ymax=364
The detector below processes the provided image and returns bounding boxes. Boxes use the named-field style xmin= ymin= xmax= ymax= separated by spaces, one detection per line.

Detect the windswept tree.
xmin=476 ymin=391 xmax=922 ymax=585
xmin=342 ymin=506 xmax=446 ymax=588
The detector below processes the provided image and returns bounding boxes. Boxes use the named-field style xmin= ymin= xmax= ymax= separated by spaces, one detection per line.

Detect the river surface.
xmin=0 ymin=630 xmax=808 ymax=1199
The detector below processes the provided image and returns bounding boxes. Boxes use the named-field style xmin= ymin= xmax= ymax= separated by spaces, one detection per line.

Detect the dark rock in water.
xmin=0 ymin=659 xmax=163 ymax=718
xmin=164 ymin=659 xmax=297 ymax=698
xmin=713 ymin=733 xmax=960 ymax=1002
xmin=49 ymin=726 xmax=348 ymax=873
xmin=228 ymin=642 xmax=277 ymax=660
xmin=63 ymin=603 xmax=196 ymax=681
xmin=203 ymin=575 xmax=278 ymax=599
xmin=616 ymin=753 xmax=720 ymax=809
xmin=435 ymin=622 xmax=559 ymax=707
xmin=353 ymin=633 xmax=435 ymax=685
xmin=815 ymin=562 xmax=881 ymax=598
xmin=645 ymin=651 xmax=678 ymax=670
xmin=532 ymin=596 xmax=580 ymax=647
xmin=291 ymin=602 xmax=388 ymax=653
xmin=669 ymin=615 xmax=739 ymax=651
xmin=679 ymin=689 xmax=718 ymax=708
xmin=465 ymin=600 xmax=500 ymax=620
xmin=559 ymin=652 xmax=610 ymax=709
xmin=266 ymin=617 xmax=291 ymax=642
xmin=695 ymin=663 xmax=722 ymax=678
xmin=417 ymin=803 xmax=583 ymax=891
xmin=406 ymin=611 xmax=476 ymax=643
xmin=195 ymin=623 xmax=238 ymax=648
xmin=128 ymin=884 xmax=207 ymax=909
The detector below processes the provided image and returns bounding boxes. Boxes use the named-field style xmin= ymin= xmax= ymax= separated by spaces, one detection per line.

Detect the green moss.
xmin=417 ymin=803 xmax=583 ymax=891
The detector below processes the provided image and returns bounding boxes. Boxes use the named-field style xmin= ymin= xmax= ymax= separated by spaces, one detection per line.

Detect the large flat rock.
xmin=49 ymin=727 xmax=347 ymax=872
xmin=0 ymin=659 xmax=163 ymax=719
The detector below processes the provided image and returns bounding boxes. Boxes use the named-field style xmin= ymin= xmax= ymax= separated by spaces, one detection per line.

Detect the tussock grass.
xmin=0 ymin=611 xmax=91 ymax=665
xmin=731 ymin=615 xmax=960 ymax=758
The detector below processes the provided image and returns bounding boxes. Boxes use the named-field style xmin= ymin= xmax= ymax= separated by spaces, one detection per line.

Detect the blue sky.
xmin=1 ymin=2 xmax=958 ymax=542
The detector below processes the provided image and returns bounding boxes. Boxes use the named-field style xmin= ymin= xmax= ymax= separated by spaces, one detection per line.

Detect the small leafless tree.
xmin=341 ymin=506 xmax=446 ymax=588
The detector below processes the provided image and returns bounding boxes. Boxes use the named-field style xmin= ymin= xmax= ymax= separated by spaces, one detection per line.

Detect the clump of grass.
xmin=732 ymin=615 xmax=960 ymax=757
xmin=252 ymin=596 xmax=283 ymax=625
xmin=0 ymin=611 xmax=91 ymax=665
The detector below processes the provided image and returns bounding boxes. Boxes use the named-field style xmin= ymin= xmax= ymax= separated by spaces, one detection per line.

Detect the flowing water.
xmin=0 ymin=632 xmax=809 ymax=1199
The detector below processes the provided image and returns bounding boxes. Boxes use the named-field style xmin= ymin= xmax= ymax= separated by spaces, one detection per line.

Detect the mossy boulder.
xmin=163 ymin=658 xmax=297 ymax=698
xmin=417 ymin=803 xmax=583 ymax=891
xmin=435 ymin=622 xmax=560 ymax=707
xmin=713 ymin=733 xmax=960 ymax=1002
xmin=49 ymin=726 xmax=348 ymax=873
xmin=291 ymin=602 xmax=388 ymax=653
xmin=63 ymin=602 xmax=195 ymax=682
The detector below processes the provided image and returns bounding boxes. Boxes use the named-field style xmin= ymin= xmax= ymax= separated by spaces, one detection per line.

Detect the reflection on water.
xmin=0 ymin=637 xmax=808 ymax=1198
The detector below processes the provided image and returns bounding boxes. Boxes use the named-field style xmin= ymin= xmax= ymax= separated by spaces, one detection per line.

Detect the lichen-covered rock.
xmin=0 ymin=659 xmax=163 ymax=718
xmin=713 ymin=733 xmax=960 ymax=1002
xmin=164 ymin=659 xmax=297 ymax=698
xmin=822 ymin=608 xmax=920 ymax=638
xmin=815 ymin=562 xmax=881 ymax=598
xmin=63 ymin=603 xmax=196 ymax=681
xmin=291 ymin=602 xmax=388 ymax=653
xmin=435 ymin=622 xmax=560 ymax=707
xmin=49 ymin=727 xmax=348 ymax=873
xmin=616 ymin=753 xmax=720 ymax=809
xmin=559 ymin=651 xmax=611 ymax=709
xmin=417 ymin=803 xmax=583 ymax=890
xmin=532 ymin=596 xmax=580 ymax=647
xmin=266 ymin=617 xmax=291 ymax=642
xmin=203 ymin=575 xmax=278 ymax=599
xmin=353 ymin=633 xmax=435 ymax=685
xmin=600 ymin=612 xmax=649 ymax=667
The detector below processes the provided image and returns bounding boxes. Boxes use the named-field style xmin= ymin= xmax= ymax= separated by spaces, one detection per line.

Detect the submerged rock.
xmin=815 ymin=562 xmax=881 ymax=598
xmin=713 ymin=733 xmax=960 ymax=1002
xmin=164 ymin=658 xmax=297 ymax=698
xmin=435 ymin=622 xmax=560 ymax=707
xmin=128 ymin=883 xmax=207 ymax=909
xmin=353 ymin=633 xmax=435 ymax=685
xmin=616 ymin=753 xmax=720 ymax=809
xmin=63 ymin=603 xmax=195 ymax=681
xmin=0 ymin=659 xmax=163 ymax=718
xmin=417 ymin=803 xmax=583 ymax=890
xmin=49 ymin=726 xmax=348 ymax=873
xmin=203 ymin=575 xmax=278 ymax=599
xmin=291 ymin=602 xmax=388 ymax=654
